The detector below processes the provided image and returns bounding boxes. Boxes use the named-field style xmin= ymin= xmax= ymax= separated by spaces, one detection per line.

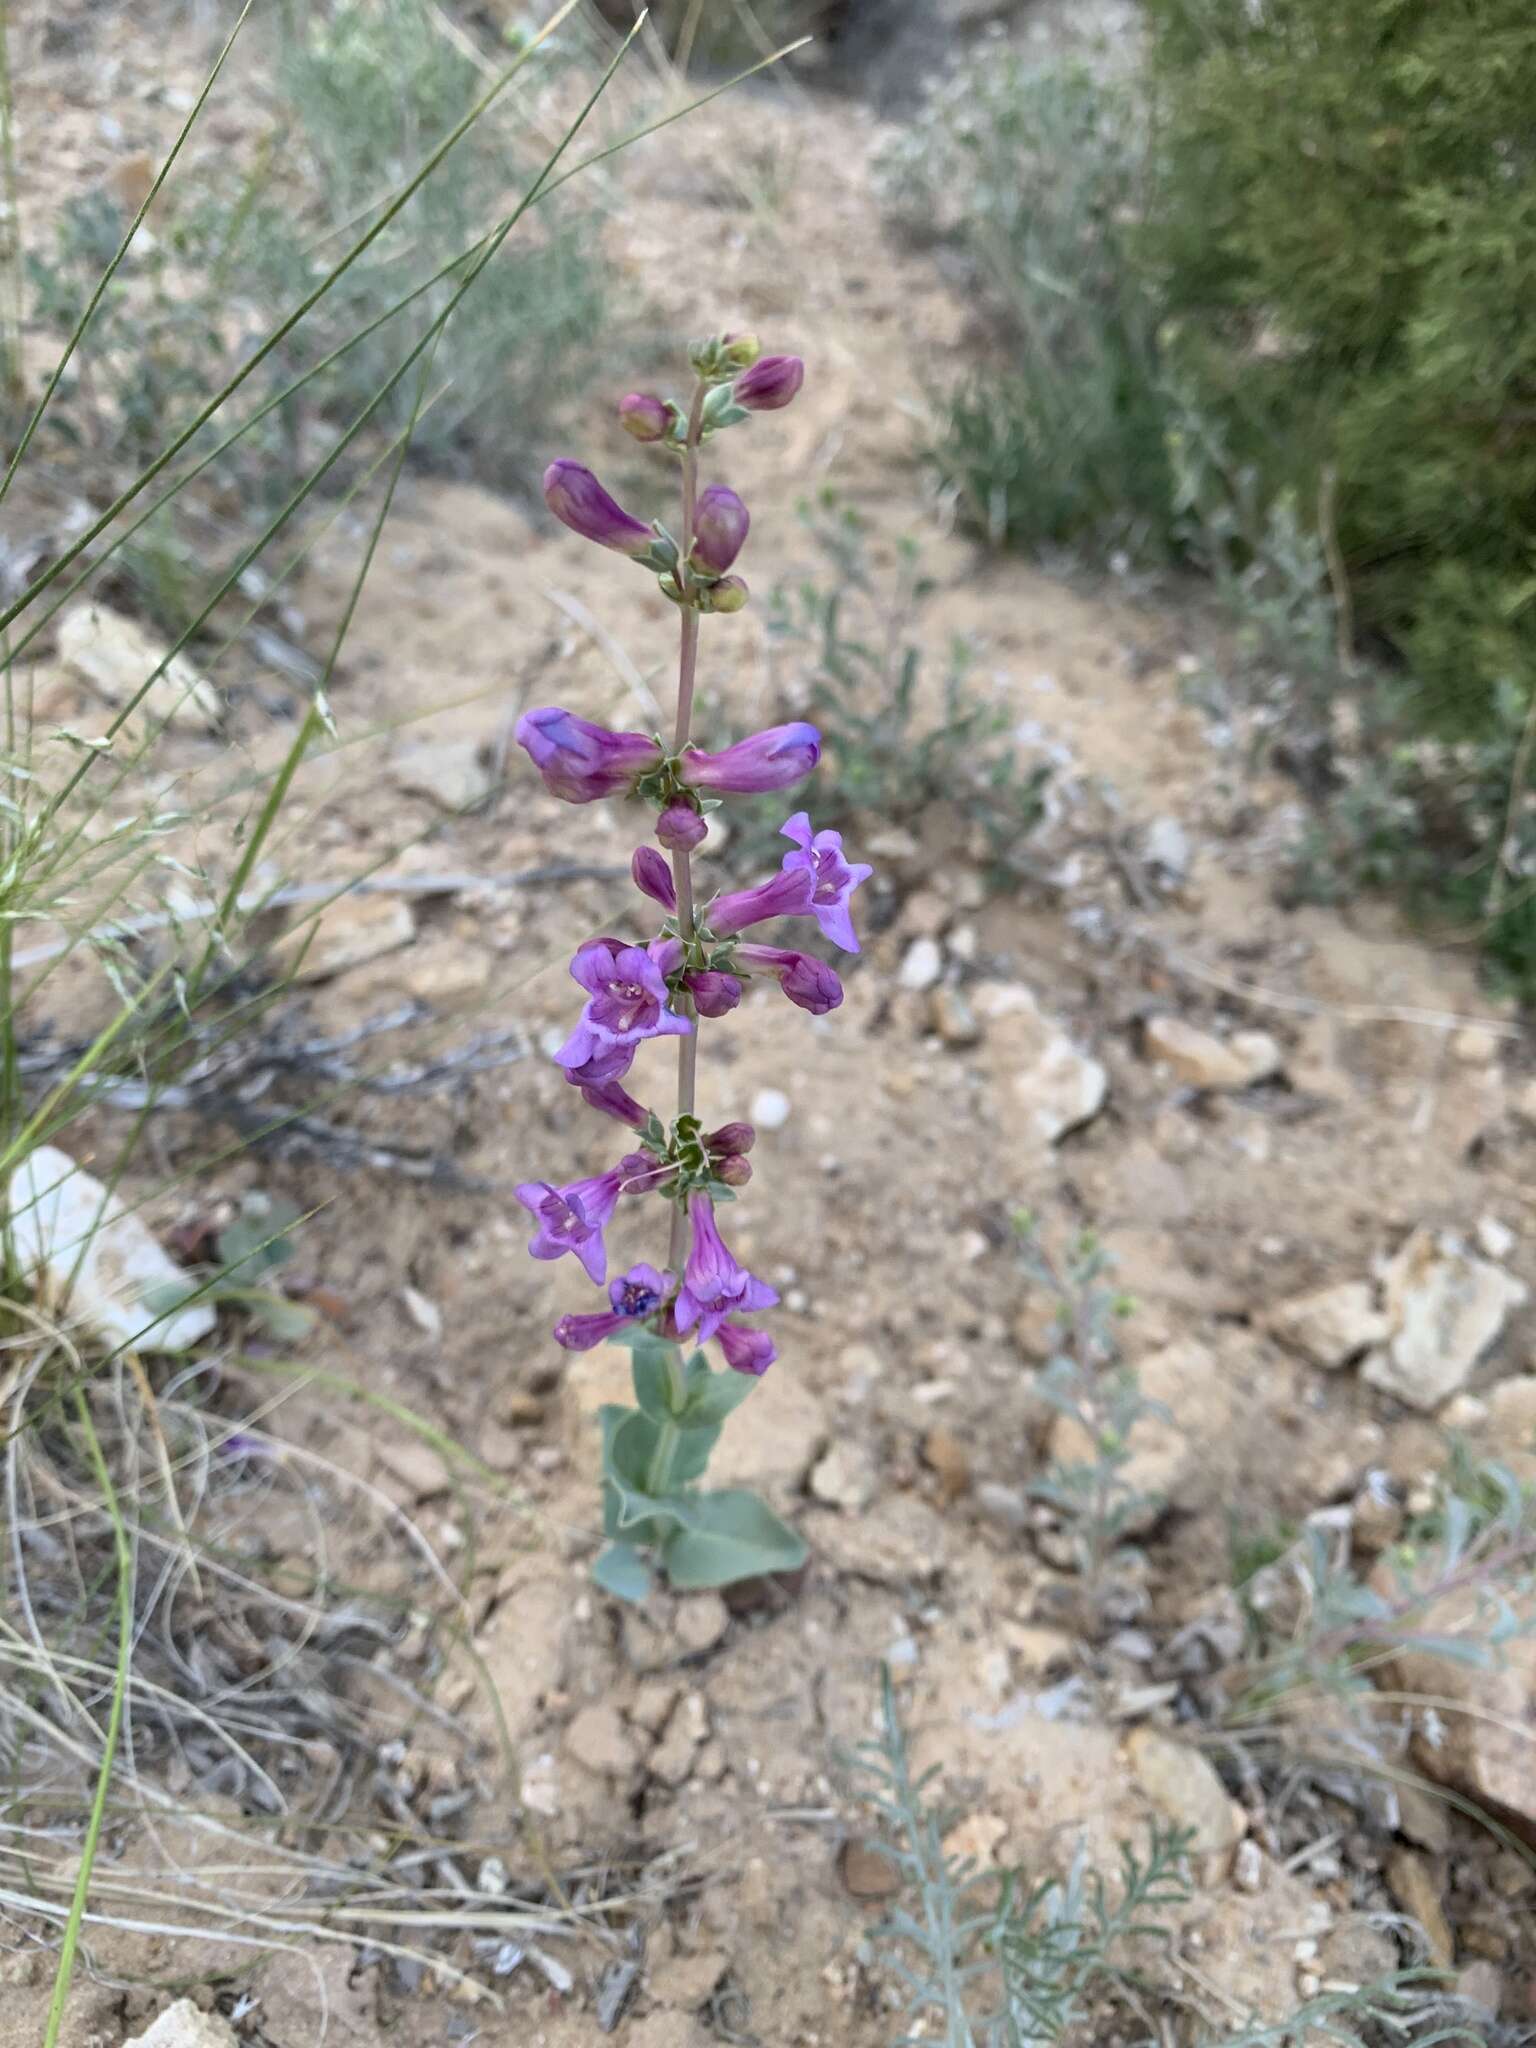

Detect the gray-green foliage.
xmin=852 ymin=1667 xmax=1193 ymax=2048
xmin=878 ymin=51 xmax=1171 ymax=557
xmin=1018 ymin=1221 xmax=1158 ymax=1601
xmin=854 ymin=1671 xmax=1478 ymax=2048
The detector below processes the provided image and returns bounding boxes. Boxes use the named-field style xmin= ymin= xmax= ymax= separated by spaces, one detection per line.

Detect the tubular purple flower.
xmin=543 ymin=460 xmax=656 ymax=556
xmin=516 ymin=707 xmax=662 ymax=805
xmin=632 ymin=845 xmax=677 ymax=911
xmin=779 ymin=811 xmax=873 ymax=954
xmin=674 ymin=1194 xmax=779 ymax=1345
xmin=690 ymin=485 xmax=750 ymax=574
xmin=732 ymin=353 xmax=804 ymax=412
xmin=554 ymin=940 xmax=692 ymax=1071
xmin=706 ymin=865 xmax=816 ymax=938
xmin=618 ymin=392 xmax=669 ymax=443
xmin=735 ymin=943 xmax=844 ymax=1015
xmin=577 ymin=1074 xmax=650 ymax=1128
xmin=649 ymin=935 xmax=685 ymax=977
xmin=657 ymin=800 xmax=707 ymax=852
xmin=684 ymin=970 xmax=742 ymax=1018
xmin=719 ymin=1320 xmax=777 ymax=1376
xmin=554 ymin=1263 xmax=673 ymax=1352
xmin=679 ymin=722 xmax=820 ymax=795
xmin=560 ymin=1040 xmax=635 ymax=1089
xmin=516 ymin=1165 xmax=629 ymax=1284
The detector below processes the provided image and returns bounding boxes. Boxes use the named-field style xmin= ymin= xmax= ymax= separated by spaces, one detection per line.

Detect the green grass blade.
xmin=41 ymin=1391 xmax=133 ymax=2048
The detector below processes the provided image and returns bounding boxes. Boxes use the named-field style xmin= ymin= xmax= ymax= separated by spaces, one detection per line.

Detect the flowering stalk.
xmin=516 ymin=330 xmax=865 ymax=1602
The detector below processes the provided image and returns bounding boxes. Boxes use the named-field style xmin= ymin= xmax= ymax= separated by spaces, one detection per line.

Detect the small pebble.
xmin=898 ymin=936 xmax=943 ymax=992
xmin=751 ymin=1087 xmax=791 ymax=1130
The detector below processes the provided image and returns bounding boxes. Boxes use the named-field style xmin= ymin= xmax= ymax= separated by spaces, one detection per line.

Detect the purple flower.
xmin=617 ymin=392 xmax=669 ymax=443
xmin=543 ymin=460 xmax=655 ymax=556
xmin=554 ymin=940 xmax=692 ymax=1072
xmin=632 ymin=845 xmax=677 ymax=910
xmin=516 ymin=1163 xmax=630 ymax=1284
xmin=657 ymin=801 xmax=707 ymax=852
xmin=733 ymin=354 xmax=804 ymax=412
xmin=685 ymin=970 xmax=742 ymax=1018
xmin=649 ymin=934 xmax=684 ymax=977
xmin=679 ymin=722 xmax=820 ymax=795
xmin=516 ymin=707 xmax=661 ymax=805
xmin=779 ymin=812 xmax=872 ymax=954
xmin=690 ymin=485 xmax=750 ymax=574
xmin=560 ymin=1039 xmax=635 ymax=1088
xmin=735 ymin=943 xmax=844 ymax=1015
xmin=577 ymin=1073 xmax=650 ymax=1128
xmin=554 ymin=1262 xmax=673 ymax=1352
xmin=706 ymin=864 xmax=816 ymax=938
xmin=674 ymin=1194 xmax=779 ymax=1345
xmin=719 ymin=1320 xmax=777 ymax=1376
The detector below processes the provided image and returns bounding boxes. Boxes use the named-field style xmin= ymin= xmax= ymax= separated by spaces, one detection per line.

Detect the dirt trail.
xmin=5 ymin=10 xmax=1534 ymax=2045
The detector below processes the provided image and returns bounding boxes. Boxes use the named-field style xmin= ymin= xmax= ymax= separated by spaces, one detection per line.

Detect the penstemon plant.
xmin=514 ymin=331 xmax=869 ymax=1602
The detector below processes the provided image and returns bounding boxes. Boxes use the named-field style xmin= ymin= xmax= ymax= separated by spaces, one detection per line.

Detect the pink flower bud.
xmin=543 ymin=459 xmax=654 ymax=556
xmin=617 ymin=392 xmax=669 ymax=443
xmin=690 ymin=485 xmax=750 ymax=574
xmin=706 ymin=1121 xmax=755 ymax=1155
xmin=715 ymin=1153 xmax=752 ymax=1187
xmin=733 ymin=354 xmax=804 ymax=412
xmin=631 ymin=845 xmax=677 ymax=910
xmin=657 ymin=800 xmax=708 ymax=851
xmin=685 ymin=970 xmax=742 ymax=1018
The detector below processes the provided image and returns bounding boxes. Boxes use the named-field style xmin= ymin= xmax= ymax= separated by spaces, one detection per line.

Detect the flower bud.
xmin=680 ymin=722 xmax=821 ymax=795
xmin=704 ymin=575 xmax=749 ymax=614
xmin=684 ymin=970 xmax=742 ymax=1018
xmin=719 ymin=1321 xmax=776 ymax=1376
xmin=735 ymin=943 xmax=844 ymax=1015
xmin=617 ymin=392 xmax=669 ymax=443
xmin=631 ymin=845 xmax=677 ymax=910
xmin=543 ymin=459 xmax=654 ymax=556
xmin=657 ymin=800 xmax=707 ymax=852
xmin=706 ymin=1121 xmax=755 ymax=1155
xmin=690 ymin=484 xmax=750 ymax=574
xmin=733 ymin=353 xmax=804 ymax=412
xmin=722 ymin=331 xmax=761 ymax=368
xmin=715 ymin=1153 xmax=752 ymax=1187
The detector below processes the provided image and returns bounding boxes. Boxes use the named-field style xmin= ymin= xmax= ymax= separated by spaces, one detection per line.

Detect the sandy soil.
xmin=4 ymin=4 xmax=1534 ymax=2044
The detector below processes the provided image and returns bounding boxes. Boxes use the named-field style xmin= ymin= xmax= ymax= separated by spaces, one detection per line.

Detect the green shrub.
xmin=1143 ymin=0 xmax=1536 ymax=740
xmin=879 ymin=51 xmax=1173 ymax=557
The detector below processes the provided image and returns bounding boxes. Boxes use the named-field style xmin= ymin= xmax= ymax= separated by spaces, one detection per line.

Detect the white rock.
xmin=1144 ymin=1015 xmax=1281 ymax=1090
xmin=123 ymin=2000 xmax=238 ymax=2048
xmin=1143 ymin=815 xmax=1192 ymax=884
xmin=8 ymin=1146 xmax=215 ymax=1355
xmin=809 ymin=1439 xmax=879 ymax=1512
xmin=898 ymin=936 xmax=943 ymax=992
xmin=975 ymin=982 xmax=1108 ymax=1145
xmin=401 ymin=1286 xmax=442 ymax=1340
xmin=57 ymin=602 xmax=220 ymax=731
xmin=1362 ymin=1227 xmax=1528 ymax=1411
xmin=1476 ymin=1214 xmax=1516 ymax=1262
xmin=750 ymin=1087 xmax=791 ymax=1131
xmin=1265 ymin=1281 xmax=1387 ymax=1370
xmin=389 ymin=736 xmax=496 ymax=811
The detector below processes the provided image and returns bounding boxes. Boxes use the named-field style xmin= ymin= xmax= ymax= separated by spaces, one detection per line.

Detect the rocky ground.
xmin=4 ymin=3 xmax=1536 ymax=2045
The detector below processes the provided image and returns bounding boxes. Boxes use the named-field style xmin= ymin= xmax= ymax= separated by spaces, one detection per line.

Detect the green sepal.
xmin=592 ymin=1541 xmax=651 ymax=1604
